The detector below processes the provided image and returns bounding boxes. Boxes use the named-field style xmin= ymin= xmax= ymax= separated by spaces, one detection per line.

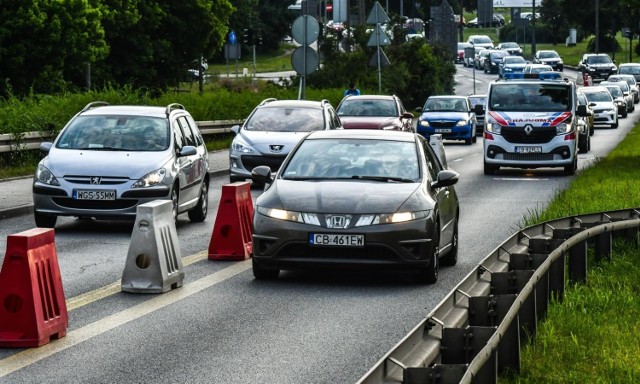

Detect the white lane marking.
xmin=0 ymin=259 xmax=251 ymax=378
xmin=66 ymin=251 xmax=208 ymax=310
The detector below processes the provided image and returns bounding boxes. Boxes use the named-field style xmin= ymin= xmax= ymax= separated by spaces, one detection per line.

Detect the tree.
xmin=94 ymin=0 xmax=233 ymax=91
xmin=0 ymin=0 xmax=108 ymax=97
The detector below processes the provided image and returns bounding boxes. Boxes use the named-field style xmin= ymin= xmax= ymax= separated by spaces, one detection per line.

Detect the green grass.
xmin=499 ymin=122 xmax=640 ymax=382
xmin=206 ymin=43 xmax=296 ymax=75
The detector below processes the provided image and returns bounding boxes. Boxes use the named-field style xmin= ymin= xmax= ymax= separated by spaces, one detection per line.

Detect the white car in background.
xmin=578 ymin=86 xmax=619 ymax=129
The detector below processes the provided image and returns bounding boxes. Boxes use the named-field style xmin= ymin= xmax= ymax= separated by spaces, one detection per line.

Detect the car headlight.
xmin=231 ymin=138 xmax=254 ymax=154
xmin=132 ymin=168 xmax=166 ymax=188
xmin=363 ymin=211 xmax=430 ymax=225
xmin=555 ymin=123 xmax=571 ymax=134
xmin=418 ymin=120 xmax=430 ymax=127
xmin=485 ymin=122 xmax=501 ymax=134
xmin=35 ymin=164 xmax=60 ymax=186
xmin=456 ymin=120 xmax=469 ymax=126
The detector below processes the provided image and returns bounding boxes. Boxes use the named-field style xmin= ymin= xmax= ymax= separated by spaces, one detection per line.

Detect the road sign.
xmin=229 ymin=30 xmax=236 ymax=45
xmin=291 ymin=46 xmax=319 ymax=75
xmin=291 ymin=15 xmax=319 ymax=45
xmin=366 ymin=1 xmax=389 ymax=24
xmin=369 ymin=47 xmax=390 ymax=68
xmin=367 ymin=25 xmax=391 ymax=47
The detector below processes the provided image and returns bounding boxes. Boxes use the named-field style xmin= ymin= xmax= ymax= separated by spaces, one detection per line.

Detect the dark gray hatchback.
xmin=250 ymin=129 xmax=460 ymax=284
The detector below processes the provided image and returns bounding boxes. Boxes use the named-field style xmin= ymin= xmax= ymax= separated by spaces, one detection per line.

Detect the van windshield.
xmin=489 ymin=83 xmax=571 ymax=112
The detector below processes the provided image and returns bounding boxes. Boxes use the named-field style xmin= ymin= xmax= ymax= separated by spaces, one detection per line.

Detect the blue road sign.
xmin=229 ymin=30 xmax=237 ymax=45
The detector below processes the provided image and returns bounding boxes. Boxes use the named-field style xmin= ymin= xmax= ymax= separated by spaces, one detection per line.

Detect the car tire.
xmin=440 ymin=219 xmax=458 ymax=267
xmin=170 ymin=186 xmax=179 ymax=222
xmin=34 ymin=212 xmax=57 ymax=228
xmin=484 ymin=161 xmax=499 ymax=175
xmin=578 ymin=134 xmax=588 ymax=154
xmin=414 ymin=226 xmax=439 ymax=284
xmin=612 ymin=120 xmax=618 ymax=129
xmin=564 ymin=157 xmax=577 ymax=176
xmin=622 ymin=108 xmax=628 ymax=118
xmin=230 ymin=175 xmax=245 ymax=183
xmin=188 ymin=181 xmax=209 ymax=222
xmin=589 ymin=124 xmax=595 ymax=136
xmin=252 ymin=259 xmax=280 ymax=280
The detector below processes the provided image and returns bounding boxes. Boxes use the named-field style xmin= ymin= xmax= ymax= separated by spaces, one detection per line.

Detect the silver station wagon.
xmin=32 ymin=102 xmax=210 ymax=227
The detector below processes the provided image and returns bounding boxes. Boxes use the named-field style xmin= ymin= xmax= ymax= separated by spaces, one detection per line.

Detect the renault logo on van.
xmin=524 ymin=124 xmax=534 ymax=135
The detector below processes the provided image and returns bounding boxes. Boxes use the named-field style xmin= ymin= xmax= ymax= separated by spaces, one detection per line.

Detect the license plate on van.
xmin=515 ymin=146 xmax=542 ymax=154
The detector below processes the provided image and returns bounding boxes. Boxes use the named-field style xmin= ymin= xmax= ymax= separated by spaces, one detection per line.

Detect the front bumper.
xmin=252 ymin=211 xmax=437 ymax=271
xmin=483 ymin=133 xmax=576 ymax=169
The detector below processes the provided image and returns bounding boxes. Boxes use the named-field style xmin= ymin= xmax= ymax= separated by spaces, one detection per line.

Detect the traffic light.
xmin=243 ymin=28 xmax=254 ymax=45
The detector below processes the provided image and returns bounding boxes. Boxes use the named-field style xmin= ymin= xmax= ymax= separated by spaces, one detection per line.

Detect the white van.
xmin=478 ymin=73 xmax=588 ymax=175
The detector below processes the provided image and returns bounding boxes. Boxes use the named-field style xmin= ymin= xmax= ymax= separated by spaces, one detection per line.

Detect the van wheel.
xmin=484 ymin=161 xmax=498 ymax=175
xmin=252 ymin=259 xmax=280 ymax=280
xmin=564 ymin=157 xmax=577 ymax=175
xmin=170 ymin=187 xmax=179 ymax=223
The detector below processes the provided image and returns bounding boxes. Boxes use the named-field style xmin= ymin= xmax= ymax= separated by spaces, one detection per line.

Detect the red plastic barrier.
xmin=208 ymin=182 xmax=254 ymax=260
xmin=0 ymin=228 xmax=68 ymax=347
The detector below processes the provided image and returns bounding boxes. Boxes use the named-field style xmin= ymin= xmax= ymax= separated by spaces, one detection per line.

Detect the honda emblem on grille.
xmin=270 ymin=145 xmax=284 ymax=153
xmin=524 ymin=124 xmax=534 ymax=135
xmin=327 ymin=215 xmax=350 ymax=229
xmin=90 ymin=177 xmax=101 ymax=185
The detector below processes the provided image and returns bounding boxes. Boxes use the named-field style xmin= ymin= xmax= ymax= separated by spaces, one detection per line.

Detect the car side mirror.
xmin=251 ymin=165 xmax=273 ymax=184
xmin=402 ymin=112 xmax=414 ymax=119
xmin=231 ymin=125 xmax=241 ymax=135
xmin=431 ymin=169 xmax=459 ymax=189
xmin=178 ymin=145 xmax=197 ymax=157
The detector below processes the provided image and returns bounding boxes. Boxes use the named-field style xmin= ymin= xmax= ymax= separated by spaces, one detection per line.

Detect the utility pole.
xmin=595 ymin=0 xmax=600 ymax=52
xmin=531 ymin=0 xmax=536 ymax=55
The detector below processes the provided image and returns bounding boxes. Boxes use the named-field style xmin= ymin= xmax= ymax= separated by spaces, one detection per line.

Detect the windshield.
xmin=583 ymin=91 xmax=613 ymax=103
xmin=586 ymin=55 xmax=612 ymax=64
xmin=604 ymin=86 xmax=622 ymax=98
xmin=489 ymin=83 xmax=572 ymax=112
xmin=525 ymin=65 xmax=553 ymax=74
xmin=473 ymin=36 xmax=492 ymax=44
xmin=501 ymin=43 xmax=518 ymax=48
xmin=504 ymin=57 xmax=526 ymax=64
xmin=539 ymin=51 xmax=559 ymax=59
xmin=246 ymin=106 xmax=324 ymax=132
xmin=56 ymin=115 xmax=170 ymax=151
xmin=620 ymin=65 xmax=640 ymax=75
xmin=337 ymin=99 xmax=398 ymax=117
xmin=423 ymin=98 xmax=468 ymax=112
xmin=468 ymin=96 xmax=486 ymax=106
xmin=282 ymin=139 xmax=420 ymax=181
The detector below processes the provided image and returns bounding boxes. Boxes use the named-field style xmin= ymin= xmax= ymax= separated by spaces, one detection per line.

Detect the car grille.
xmin=429 ymin=121 xmax=457 ymax=128
xmin=502 ymin=126 xmax=555 ymax=144
xmin=277 ymin=243 xmax=398 ymax=261
xmin=63 ymin=176 xmax=130 ymax=185
xmin=52 ymin=197 xmax=138 ymax=210
xmin=241 ymin=155 xmax=287 ymax=172
xmin=503 ymin=153 xmax=554 ymax=161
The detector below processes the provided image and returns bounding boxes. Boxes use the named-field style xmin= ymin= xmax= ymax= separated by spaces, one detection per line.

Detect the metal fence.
xmin=357 ymin=208 xmax=640 ymax=384
xmin=0 ymin=120 xmax=244 ymax=154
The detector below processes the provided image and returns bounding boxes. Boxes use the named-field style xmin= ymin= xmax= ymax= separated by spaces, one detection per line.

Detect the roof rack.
xmin=165 ymin=103 xmax=185 ymax=116
xmin=259 ymin=98 xmax=278 ymax=106
xmin=81 ymin=101 xmax=109 ymax=112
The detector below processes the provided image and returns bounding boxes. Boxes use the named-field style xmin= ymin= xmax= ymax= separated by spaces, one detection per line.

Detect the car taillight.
xmin=484 ymin=131 xmax=494 ymax=140
xmin=564 ymin=131 xmax=576 ymax=141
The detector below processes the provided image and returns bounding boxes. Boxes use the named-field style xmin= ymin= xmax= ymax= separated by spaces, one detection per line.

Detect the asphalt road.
xmin=0 ymin=67 xmax=637 ymax=383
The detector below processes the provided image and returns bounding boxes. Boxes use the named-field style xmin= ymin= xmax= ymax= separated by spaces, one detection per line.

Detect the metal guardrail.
xmin=357 ymin=208 xmax=640 ymax=384
xmin=0 ymin=120 xmax=244 ymax=153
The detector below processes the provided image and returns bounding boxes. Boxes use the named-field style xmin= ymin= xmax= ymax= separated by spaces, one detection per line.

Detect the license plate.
xmin=515 ymin=146 xmax=542 ymax=154
xmin=435 ymin=129 xmax=452 ymax=133
xmin=309 ymin=233 xmax=365 ymax=247
xmin=73 ymin=189 xmax=116 ymax=200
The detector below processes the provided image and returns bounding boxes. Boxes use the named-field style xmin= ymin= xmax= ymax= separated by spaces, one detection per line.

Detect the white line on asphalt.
xmin=66 ymin=251 xmax=208 ymax=310
xmin=0 ymin=259 xmax=251 ymax=378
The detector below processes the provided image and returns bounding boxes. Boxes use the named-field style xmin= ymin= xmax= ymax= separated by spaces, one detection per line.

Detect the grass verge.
xmin=500 ymin=122 xmax=640 ymax=382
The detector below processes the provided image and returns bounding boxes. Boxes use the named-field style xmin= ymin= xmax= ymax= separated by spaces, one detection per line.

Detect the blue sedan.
xmin=499 ymin=55 xmax=528 ymax=78
xmin=416 ymin=96 xmax=477 ymax=145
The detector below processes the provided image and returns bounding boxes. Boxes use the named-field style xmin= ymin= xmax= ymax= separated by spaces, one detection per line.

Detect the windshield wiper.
xmin=350 ymin=175 xmax=414 ymax=183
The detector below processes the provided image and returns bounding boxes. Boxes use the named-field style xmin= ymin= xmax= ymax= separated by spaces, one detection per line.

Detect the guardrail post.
xmin=469 ymin=294 xmax=520 ymax=375
xmin=529 ymin=238 xmax=565 ymax=302
xmin=509 ymin=253 xmax=549 ymax=320
xmin=594 ymin=231 xmax=612 ymax=262
xmin=553 ymin=227 xmax=587 ymax=284
xmin=403 ymin=365 xmax=467 ymax=384
xmin=491 ymin=270 xmax=536 ymax=342
xmin=441 ymin=326 xmax=497 ymax=383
